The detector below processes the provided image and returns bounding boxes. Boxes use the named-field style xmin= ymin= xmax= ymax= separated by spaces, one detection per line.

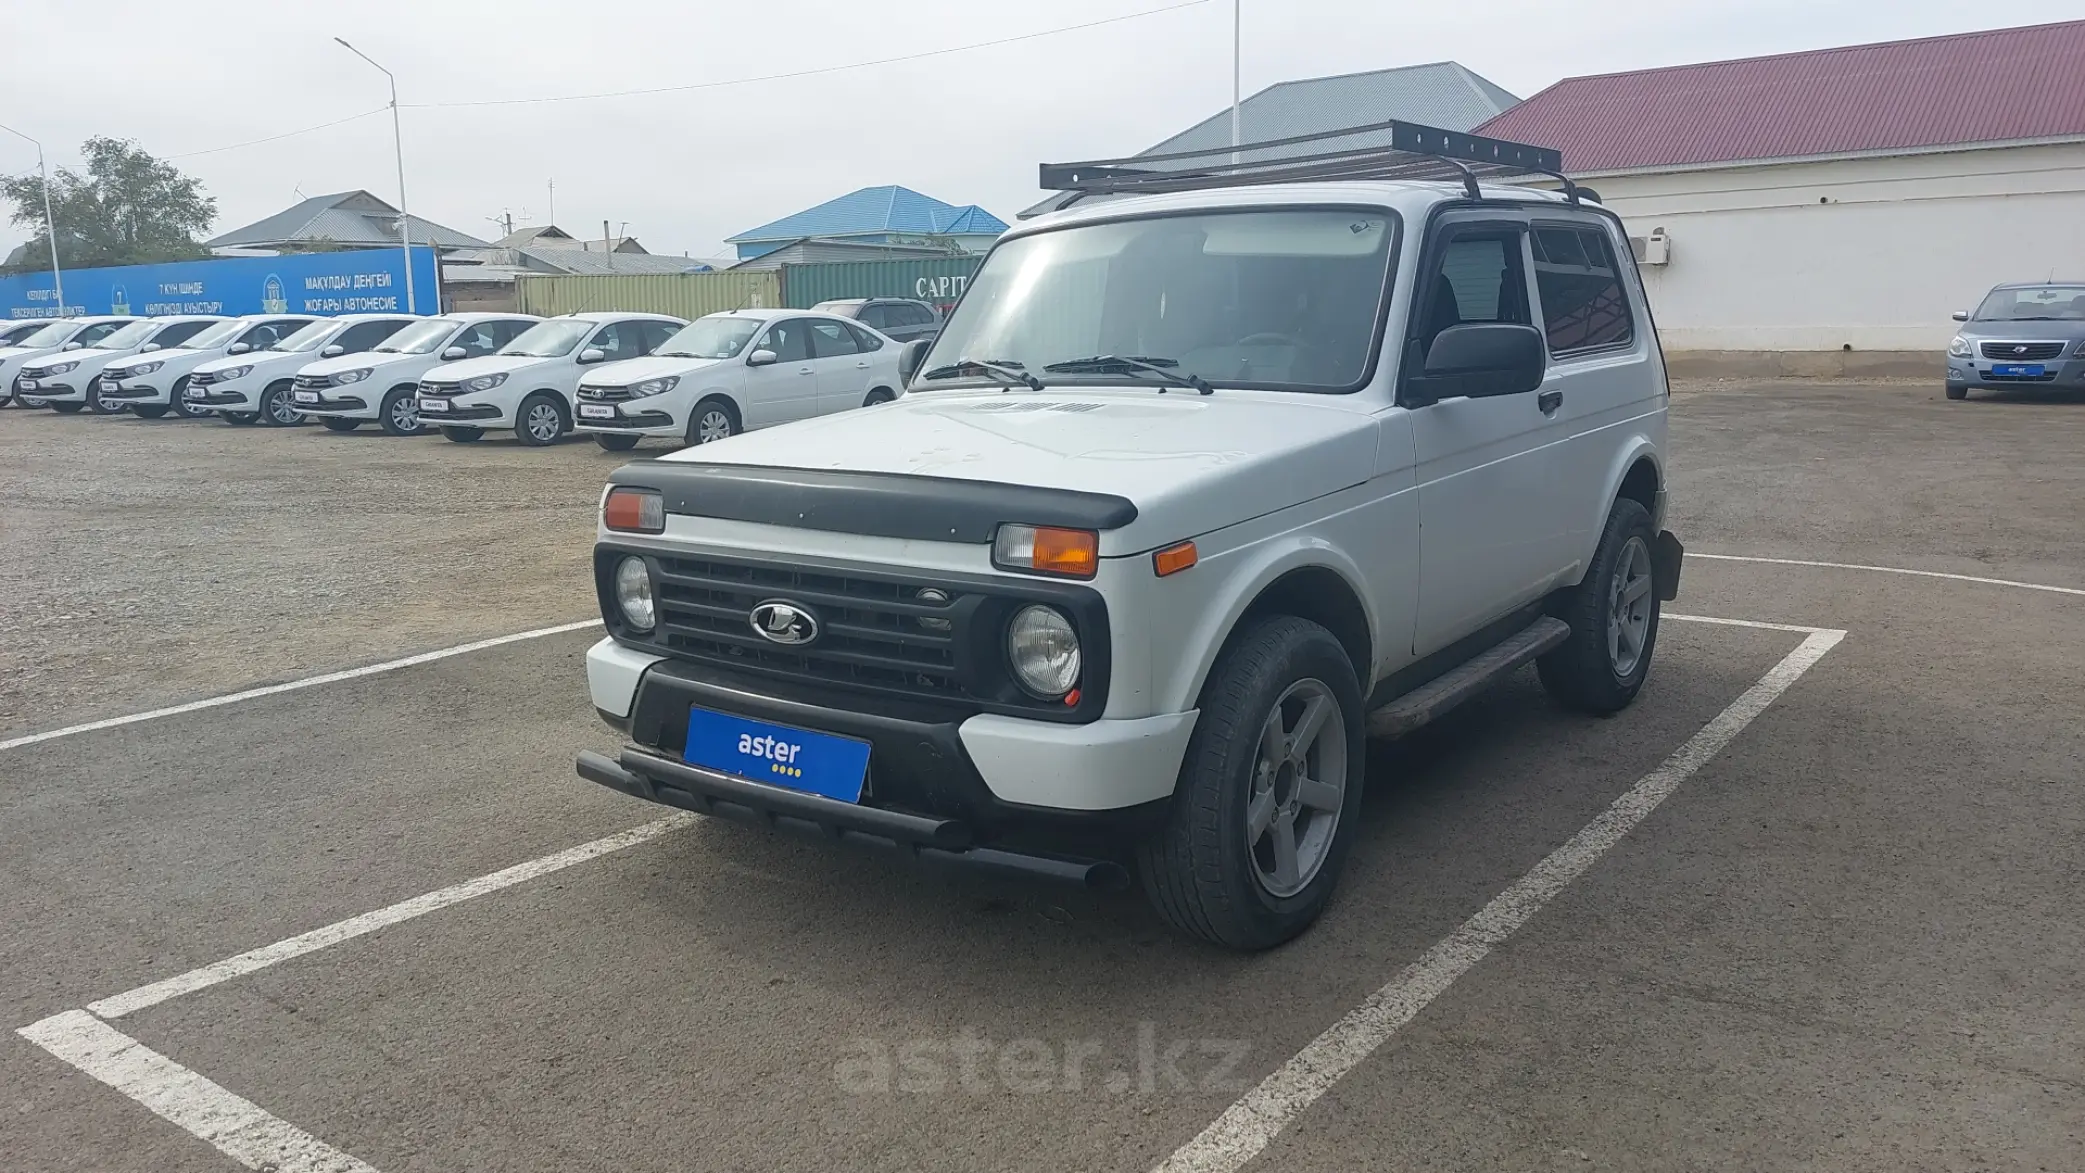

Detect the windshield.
xmin=93 ymin=320 xmax=160 ymax=349
xmin=656 ymin=316 xmax=761 ymax=359
xmin=1973 ymin=285 xmax=2085 ymax=321
xmin=375 ymin=319 xmax=460 ymax=354
xmin=18 ymin=321 xmax=78 ymax=348
xmin=499 ymin=319 xmax=594 ymax=358
xmin=920 ymin=208 xmax=1397 ymax=393
xmin=269 ymin=320 xmax=339 ymax=353
xmin=179 ymin=320 xmax=248 ymax=350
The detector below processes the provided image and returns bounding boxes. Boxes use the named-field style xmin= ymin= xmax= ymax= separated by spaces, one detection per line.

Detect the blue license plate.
xmin=684 ymin=706 xmax=870 ymax=803
xmin=1991 ymin=363 xmax=2046 ymax=377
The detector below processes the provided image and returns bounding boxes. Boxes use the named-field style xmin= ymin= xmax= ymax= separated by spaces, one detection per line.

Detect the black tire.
xmin=593 ymin=433 xmax=641 ymax=452
xmin=222 ymin=412 xmax=259 ymax=426
xmin=515 ymin=392 xmax=567 ymax=447
xmin=131 ymin=405 xmax=170 ymax=419
xmin=50 ymin=401 xmax=85 ymax=414
xmin=89 ymin=385 xmax=126 ymax=415
xmin=257 ymin=383 xmax=303 ymax=427
xmin=1945 ymin=384 xmax=1968 ymax=401
xmin=321 ymin=418 xmax=362 ymax=432
xmin=378 ymin=386 xmax=425 ymax=436
xmin=685 ymin=397 xmax=739 ymax=446
xmin=1138 ymin=615 xmax=1366 ymax=951
xmin=1538 ymin=497 xmax=1661 ymax=715
xmin=441 ymin=426 xmax=485 ymax=443
xmin=863 ymin=387 xmax=896 ymax=406
xmin=167 ymin=377 xmax=209 ymax=419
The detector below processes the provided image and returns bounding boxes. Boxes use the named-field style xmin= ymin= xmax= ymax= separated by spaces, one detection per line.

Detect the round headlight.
xmin=1947 ymin=335 xmax=1972 ymax=358
xmin=1006 ymin=605 xmax=1080 ymax=698
xmin=615 ymin=556 xmax=655 ymax=631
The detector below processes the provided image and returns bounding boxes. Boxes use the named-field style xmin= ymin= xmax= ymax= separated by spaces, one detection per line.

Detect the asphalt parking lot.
xmin=3 ymin=380 xmax=2082 ymax=1173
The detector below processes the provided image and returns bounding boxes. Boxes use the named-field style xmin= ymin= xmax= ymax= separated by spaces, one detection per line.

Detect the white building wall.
xmin=1580 ymin=142 xmax=2085 ymax=353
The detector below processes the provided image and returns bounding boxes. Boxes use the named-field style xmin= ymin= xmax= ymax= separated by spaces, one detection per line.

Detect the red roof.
xmin=1478 ymin=20 xmax=2085 ymax=174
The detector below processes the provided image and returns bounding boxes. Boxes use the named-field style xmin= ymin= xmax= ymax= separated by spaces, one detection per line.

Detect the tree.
xmin=1 ymin=137 xmax=216 ymax=273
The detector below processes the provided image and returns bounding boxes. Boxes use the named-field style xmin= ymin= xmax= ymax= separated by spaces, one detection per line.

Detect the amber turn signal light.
xmin=603 ymin=486 xmax=664 ymax=534
xmin=1152 ymin=541 xmax=1198 ymax=577
xmin=993 ymin=524 xmax=1099 ymax=579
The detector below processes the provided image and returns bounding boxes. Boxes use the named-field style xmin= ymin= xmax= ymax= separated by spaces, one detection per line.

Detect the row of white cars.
xmin=0 ymin=306 xmax=909 ymax=448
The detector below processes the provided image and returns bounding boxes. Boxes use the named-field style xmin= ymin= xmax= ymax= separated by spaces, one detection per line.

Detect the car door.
xmin=806 ymin=318 xmax=870 ymax=412
xmin=1528 ymin=218 xmax=1659 ymax=578
xmin=740 ymin=318 xmax=820 ymax=427
xmin=1404 ymin=213 xmax=1574 ymax=656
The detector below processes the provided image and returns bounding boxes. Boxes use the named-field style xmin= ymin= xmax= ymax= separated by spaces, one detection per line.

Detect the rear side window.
xmin=903 ymin=302 xmax=937 ymax=325
xmin=845 ymin=322 xmax=884 ymax=351
xmin=808 ymin=319 xmax=860 ymax=357
xmin=1531 ymin=225 xmax=1634 ymax=355
xmin=856 ymin=304 xmax=890 ymax=329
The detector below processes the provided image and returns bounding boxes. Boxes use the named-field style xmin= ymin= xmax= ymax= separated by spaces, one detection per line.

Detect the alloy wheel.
xmin=1245 ymin=678 xmax=1348 ymax=898
xmin=1607 ymin=535 xmax=1655 ymax=677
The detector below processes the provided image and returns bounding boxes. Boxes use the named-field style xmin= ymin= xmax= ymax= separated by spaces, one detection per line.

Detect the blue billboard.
xmin=0 ymin=247 xmax=441 ymax=320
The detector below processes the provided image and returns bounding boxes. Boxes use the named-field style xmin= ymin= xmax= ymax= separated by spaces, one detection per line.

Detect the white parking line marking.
xmin=89 ymin=814 xmax=694 ymax=1019
xmin=1154 ymin=625 xmax=1846 ymax=1173
xmin=1665 ymin=611 xmax=1830 ymax=634
xmin=0 ymin=620 xmax=602 ymax=753
xmin=18 ymin=1011 xmax=377 ymax=1173
xmin=1696 ymin=552 xmax=2084 ymax=598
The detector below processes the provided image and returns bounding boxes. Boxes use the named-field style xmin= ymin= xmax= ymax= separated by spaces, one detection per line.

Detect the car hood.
xmin=195 ymin=349 xmax=306 ymax=375
xmin=1960 ymin=319 xmax=2085 ymax=343
xmin=23 ymin=347 xmax=137 ymax=375
xmin=429 ymin=354 xmax=557 ymax=382
xmin=297 ymin=350 xmax=431 ymax=377
xmin=580 ymin=354 xmax=725 ymax=385
xmin=105 ymin=346 xmax=221 ymax=373
xmin=658 ymin=387 xmax=1382 ymax=553
xmin=0 ymin=344 xmax=55 ymax=361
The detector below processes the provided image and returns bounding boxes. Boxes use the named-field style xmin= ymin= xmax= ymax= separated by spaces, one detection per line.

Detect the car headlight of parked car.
xmin=126 ymin=361 xmax=164 ymax=376
xmin=43 ymin=361 xmax=79 ymax=375
xmin=463 ymin=372 xmax=508 ymax=393
xmin=614 ymin=556 xmax=655 ymax=631
xmin=1006 ymin=605 xmax=1081 ymax=699
xmin=215 ymin=365 xmax=254 ymax=381
xmin=333 ymin=368 xmax=372 ymax=385
xmin=1947 ymin=336 xmax=1972 ymax=359
xmin=626 ymin=375 xmax=680 ymax=398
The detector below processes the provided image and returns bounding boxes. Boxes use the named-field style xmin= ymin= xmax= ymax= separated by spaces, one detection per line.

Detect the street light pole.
xmin=334 ymin=37 xmax=417 ymax=314
xmin=1230 ymin=0 xmax=1242 ymax=166
xmin=0 ymin=121 xmax=65 ymax=312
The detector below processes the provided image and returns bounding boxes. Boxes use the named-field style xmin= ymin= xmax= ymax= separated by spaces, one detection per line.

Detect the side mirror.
xmin=321 ymin=344 xmax=345 ymax=358
xmin=441 ymin=346 xmax=468 ymax=361
xmin=61 ymin=341 xmax=82 ymax=350
xmin=577 ymin=347 xmax=606 ymax=365
xmin=228 ymin=342 xmax=251 ymax=355
xmin=1407 ymin=323 xmax=1547 ymax=406
xmin=141 ymin=343 xmax=162 ymax=353
xmin=746 ymin=348 xmax=778 ymax=367
xmin=898 ymin=338 xmax=932 ymax=386
xmin=1951 ymin=311 xmax=1969 ymax=322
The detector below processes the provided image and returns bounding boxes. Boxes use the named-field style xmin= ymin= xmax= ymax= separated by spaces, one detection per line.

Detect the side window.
xmin=856 ymin=304 xmax=889 ymax=329
xmin=1531 ymin=225 xmax=1634 ymax=354
xmin=150 ymin=320 xmax=214 ymax=348
xmin=758 ymin=320 xmax=813 ymax=363
xmin=238 ymin=321 xmax=290 ymax=349
xmin=74 ymin=322 xmax=125 ymax=346
xmin=639 ymin=321 xmax=679 ymax=354
xmin=589 ymin=322 xmax=643 ymax=361
xmin=845 ymin=322 xmax=884 ymax=351
xmin=1413 ymin=229 xmax=1531 ymax=358
xmin=335 ymin=320 xmax=405 ymax=352
xmin=487 ymin=320 xmax=531 ymax=349
xmin=808 ymin=319 xmax=860 ymax=358
xmin=902 ymin=303 xmax=935 ymax=326
xmin=457 ymin=323 xmax=502 ymax=357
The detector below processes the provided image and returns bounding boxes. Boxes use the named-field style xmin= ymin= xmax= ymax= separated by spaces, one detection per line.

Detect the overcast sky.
xmin=3 ymin=1 xmax=2078 ymax=261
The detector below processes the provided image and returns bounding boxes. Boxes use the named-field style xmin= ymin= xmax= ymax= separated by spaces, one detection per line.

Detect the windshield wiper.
xmin=1044 ymin=355 xmax=1212 ymax=395
xmin=921 ymin=357 xmax=1043 ymax=391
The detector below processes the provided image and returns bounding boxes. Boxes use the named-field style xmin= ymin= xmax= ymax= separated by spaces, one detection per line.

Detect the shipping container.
xmin=515 ymin=271 xmax=781 ymax=320
xmin=781 ymin=257 xmax=984 ymax=313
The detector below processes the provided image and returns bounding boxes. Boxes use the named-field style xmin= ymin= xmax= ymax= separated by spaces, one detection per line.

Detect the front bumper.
xmin=416 ymin=396 xmax=506 ymax=425
xmin=574 ymin=407 xmax=678 ymax=435
xmin=17 ymin=378 xmax=84 ymax=402
xmin=189 ymin=386 xmax=259 ymax=410
xmin=580 ymin=637 xmax=1195 ymax=878
xmin=1947 ymin=355 xmax=2085 ymax=389
xmin=294 ymin=390 xmax=374 ymax=418
xmin=101 ymin=380 xmax=170 ymax=405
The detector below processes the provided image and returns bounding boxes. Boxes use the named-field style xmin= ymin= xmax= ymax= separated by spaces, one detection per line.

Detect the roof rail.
xmin=1038 ymin=119 xmax=1574 ymax=205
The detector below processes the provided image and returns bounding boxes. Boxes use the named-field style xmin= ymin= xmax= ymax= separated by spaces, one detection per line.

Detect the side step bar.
xmin=1366 ymin=616 xmax=1571 ymax=740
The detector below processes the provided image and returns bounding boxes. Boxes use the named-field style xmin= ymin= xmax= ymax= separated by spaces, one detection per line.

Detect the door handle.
xmin=1538 ymin=389 xmax=1563 ymax=414
xmin=798 ymin=366 xmax=814 ymax=376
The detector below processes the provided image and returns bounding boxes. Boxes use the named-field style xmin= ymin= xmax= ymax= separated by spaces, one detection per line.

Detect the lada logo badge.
xmin=750 ymin=600 xmax=818 ymax=646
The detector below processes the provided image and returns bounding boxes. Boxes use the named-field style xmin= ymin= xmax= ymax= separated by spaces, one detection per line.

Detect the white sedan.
xmin=571 ymin=309 xmax=904 ymax=451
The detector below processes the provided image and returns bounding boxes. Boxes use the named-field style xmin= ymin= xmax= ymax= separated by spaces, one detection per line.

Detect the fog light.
xmin=1007 ymin=605 xmax=1080 ymax=698
xmin=615 ymin=557 xmax=655 ymax=631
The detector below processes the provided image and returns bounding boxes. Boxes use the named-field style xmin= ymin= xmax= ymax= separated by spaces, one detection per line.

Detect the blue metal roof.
xmin=727 ymin=186 xmax=1008 ymax=244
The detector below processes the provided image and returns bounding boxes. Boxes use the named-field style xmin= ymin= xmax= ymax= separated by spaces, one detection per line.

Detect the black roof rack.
xmin=1038 ymin=119 xmax=1574 ymax=205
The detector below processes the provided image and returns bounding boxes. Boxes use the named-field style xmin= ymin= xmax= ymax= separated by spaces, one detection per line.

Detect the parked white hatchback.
xmin=415 ymin=312 xmax=685 ymax=446
xmin=99 ymin=315 xmax=318 ymax=420
xmin=571 ymin=309 xmax=903 ymax=451
xmin=186 ymin=314 xmax=419 ymax=426
xmin=18 ymin=316 xmax=222 ymax=414
xmin=295 ymin=313 xmax=540 ymax=435
xmin=2 ymin=316 xmax=139 ymax=409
